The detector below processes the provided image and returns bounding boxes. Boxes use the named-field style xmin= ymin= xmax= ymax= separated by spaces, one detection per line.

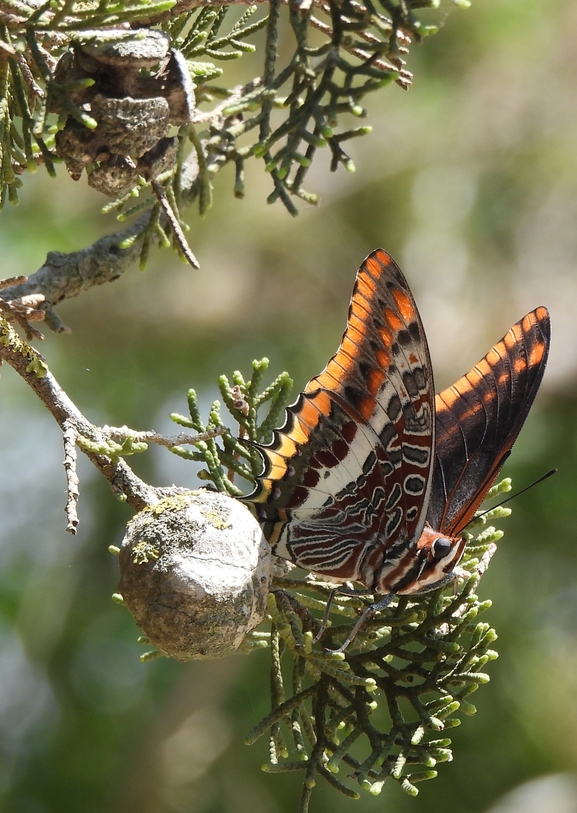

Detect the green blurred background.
xmin=1 ymin=0 xmax=577 ymax=811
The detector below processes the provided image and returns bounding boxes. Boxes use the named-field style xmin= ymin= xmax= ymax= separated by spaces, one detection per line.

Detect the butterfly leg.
xmin=312 ymin=588 xmax=340 ymax=644
xmin=329 ymin=592 xmax=396 ymax=653
xmin=313 ymin=584 xmax=374 ymax=645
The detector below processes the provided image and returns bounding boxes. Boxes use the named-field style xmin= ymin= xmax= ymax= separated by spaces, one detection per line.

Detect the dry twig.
xmin=0 ymin=313 xmax=163 ymax=512
xmin=151 ymin=179 xmax=200 ymax=270
xmin=62 ymin=419 xmax=80 ymax=534
xmin=101 ymin=424 xmax=227 ymax=447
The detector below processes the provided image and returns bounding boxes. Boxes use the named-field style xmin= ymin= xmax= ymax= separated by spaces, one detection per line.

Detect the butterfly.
xmin=246 ymin=249 xmax=550 ymax=624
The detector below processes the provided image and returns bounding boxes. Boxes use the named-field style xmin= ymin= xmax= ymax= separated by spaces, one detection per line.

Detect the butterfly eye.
xmin=431 ymin=537 xmax=453 ymax=560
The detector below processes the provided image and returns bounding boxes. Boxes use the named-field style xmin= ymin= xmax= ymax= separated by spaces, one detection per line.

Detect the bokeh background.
xmin=1 ymin=0 xmax=576 ymax=811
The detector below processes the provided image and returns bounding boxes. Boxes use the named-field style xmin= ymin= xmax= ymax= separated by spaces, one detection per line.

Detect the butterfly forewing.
xmin=247 ymin=249 xmax=436 ymax=584
xmin=427 ymin=307 xmax=551 ymax=536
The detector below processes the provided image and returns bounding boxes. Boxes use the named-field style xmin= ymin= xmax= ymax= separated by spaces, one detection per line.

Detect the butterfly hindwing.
xmin=247 ymin=249 xmax=436 ymax=583
xmin=427 ymin=307 xmax=551 ymax=536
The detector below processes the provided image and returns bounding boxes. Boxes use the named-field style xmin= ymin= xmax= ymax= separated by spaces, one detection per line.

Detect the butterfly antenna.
xmin=472 ymin=468 xmax=557 ymax=523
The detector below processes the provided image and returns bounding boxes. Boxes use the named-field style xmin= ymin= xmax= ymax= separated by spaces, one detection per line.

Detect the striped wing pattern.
xmin=246 ymin=248 xmax=550 ymax=599
xmin=248 ymin=249 xmax=435 ymax=585
xmin=427 ymin=307 xmax=551 ymax=536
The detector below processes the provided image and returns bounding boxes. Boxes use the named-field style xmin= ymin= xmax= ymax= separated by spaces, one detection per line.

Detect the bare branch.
xmin=0 ymin=0 xmax=423 ymax=324
xmin=62 ymin=419 xmax=80 ymax=534
xmin=0 ymin=75 xmax=253 ymax=322
xmin=0 ymin=117 xmax=220 ymax=323
xmin=101 ymin=424 xmax=227 ymax=448
xmin=151 ymin=179 xmax=200 ymax=270
xmin=0 ymin=217 xmax=147 ymax=329
xmin=0 ymin=313 xmax=162 ymax=511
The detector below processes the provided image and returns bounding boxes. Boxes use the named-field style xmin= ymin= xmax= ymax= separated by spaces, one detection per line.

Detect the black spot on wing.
xmin=358 ymin=360 xmax=371 ymax=378
xmin=403 ymin=371 xmax=418 ymax=398
xmin=380 ymin=422 xmax=397 ymax=448
xmin=403 ymin=445 xmax=429 ymax=465
xmin=381 ymin=460 xmax=394 ymax=478
xmin=413 ymin=367 xmax=427 ymax=391
xmin=362 ymin=450 xmax=377 ymax=475
xmin=406 ymin=505 xmax=418 ymax=521
xmin=409 ymin=321 xmax=421 ymax=342
xmin=387 ymin=395 xmax=402 ymax=421
xmin=404 ymin=475 xmax=425 ymax=494
xmin=344 ymin=385 xmax=365 ymax=410
xmin=385 ymin=482 xmax=402 ymax=511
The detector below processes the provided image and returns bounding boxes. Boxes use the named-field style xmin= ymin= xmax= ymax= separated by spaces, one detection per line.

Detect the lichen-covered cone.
xmin=118 ymin=491 xmax=272 ymax=661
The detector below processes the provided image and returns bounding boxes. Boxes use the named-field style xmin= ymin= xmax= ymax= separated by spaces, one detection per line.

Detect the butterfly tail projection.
xmin=427 ymin=307 xmax=551 ymax=537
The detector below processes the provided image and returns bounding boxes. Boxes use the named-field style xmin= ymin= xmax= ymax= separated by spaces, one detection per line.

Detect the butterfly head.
xmin=375 ymin=525 xmax=467 ymax=596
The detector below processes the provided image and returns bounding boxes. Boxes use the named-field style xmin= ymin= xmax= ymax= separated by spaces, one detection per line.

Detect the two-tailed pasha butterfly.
xmin=245 ymin=249 xmax=550 ymax=632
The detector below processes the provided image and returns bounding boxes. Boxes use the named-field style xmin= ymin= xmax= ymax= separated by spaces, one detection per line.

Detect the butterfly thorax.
xmin=360 ymin=523 xmax=467 ymax=596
